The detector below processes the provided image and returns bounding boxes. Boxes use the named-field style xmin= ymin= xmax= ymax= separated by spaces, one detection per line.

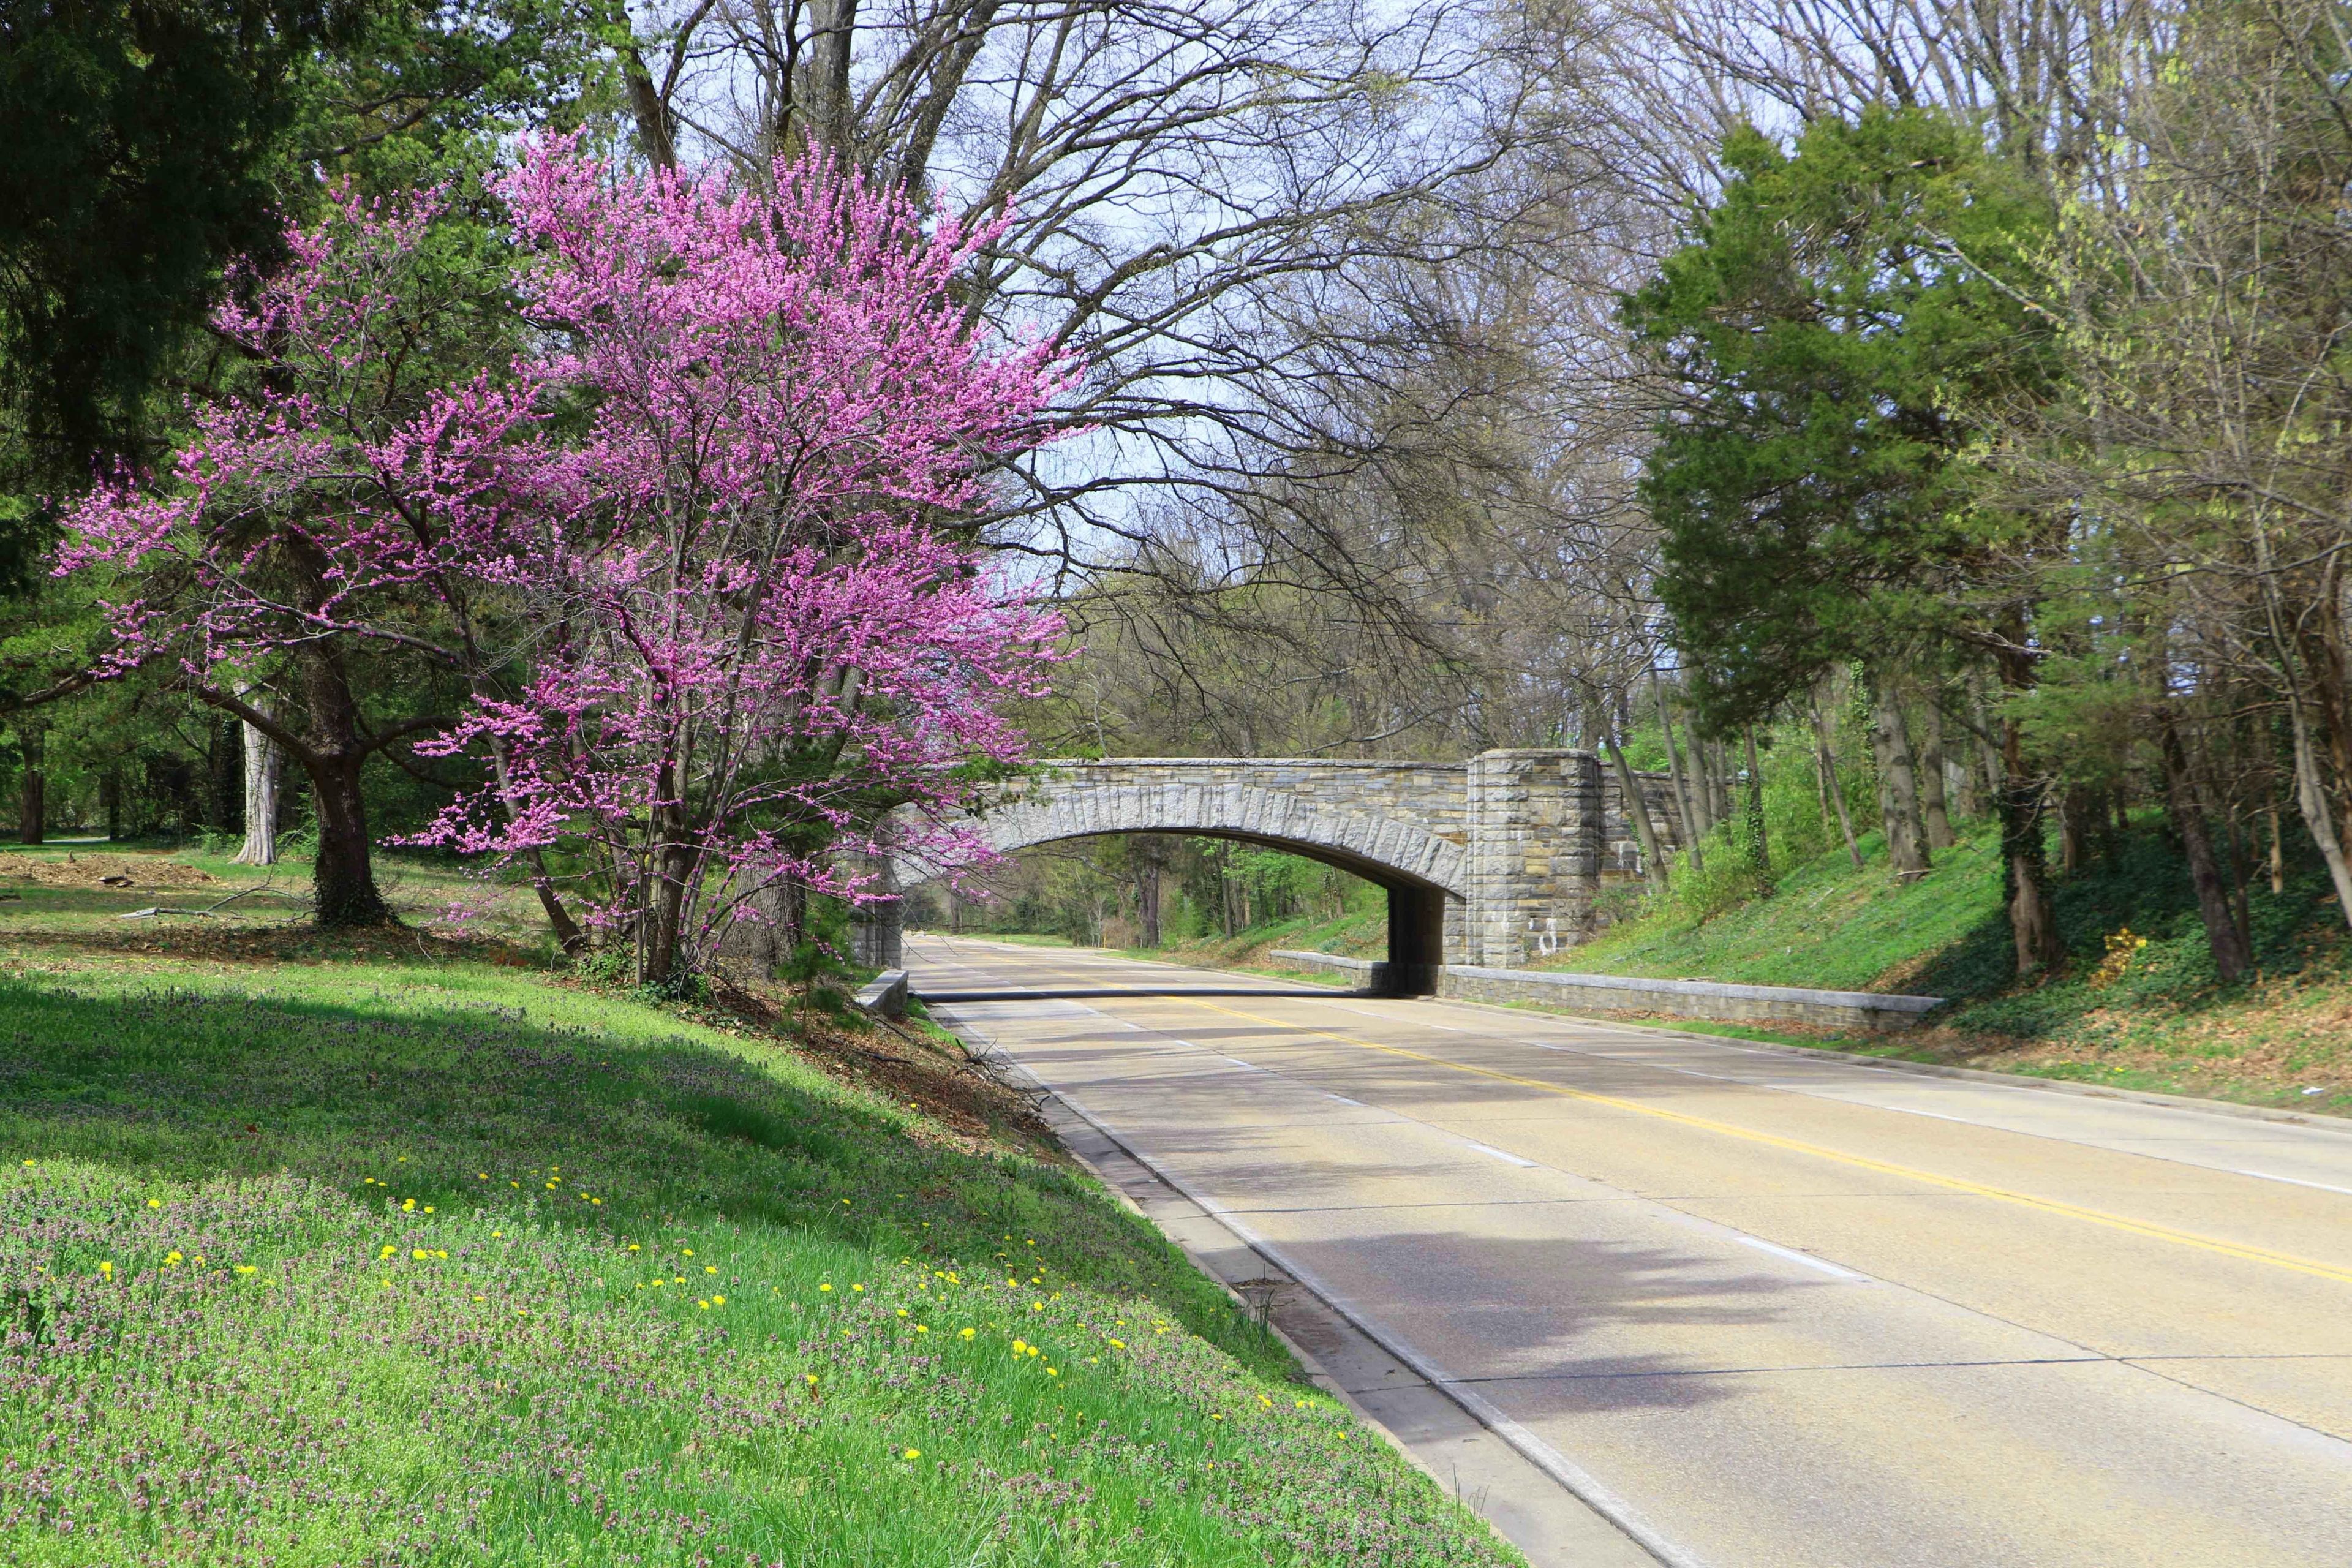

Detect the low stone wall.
xmin=1268 ymin=951 xmax=1942 ymax=1033
xmin=854 ymin=970 xmax=910 ymax=1019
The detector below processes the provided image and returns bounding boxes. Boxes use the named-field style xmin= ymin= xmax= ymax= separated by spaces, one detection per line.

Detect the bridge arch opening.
xmin=954 ymin=825 xmax=1450 ymax=996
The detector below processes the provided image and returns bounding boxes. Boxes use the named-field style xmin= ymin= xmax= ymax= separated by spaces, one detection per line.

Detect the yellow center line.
xmin=1170 ymin=995 xmax=2352 ymax=1288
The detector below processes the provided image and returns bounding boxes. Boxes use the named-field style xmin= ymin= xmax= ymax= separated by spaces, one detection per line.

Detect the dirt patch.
xmin=692 ymin=975 xmax=1062 ymax=1161
xmin=4 ymin=853 xmax=217 ymax=889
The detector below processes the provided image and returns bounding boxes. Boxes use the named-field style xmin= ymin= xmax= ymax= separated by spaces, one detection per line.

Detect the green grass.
xmin=1554 ymin=824 xmax=2007 ymax=993
xmin=1509 ymin=817 xmax=2352 ymax=1116
xmin=0 ymin=930 xmax=1517 ymax=1564
xmin=1119 ymin=905 xmax=1387 ymax=976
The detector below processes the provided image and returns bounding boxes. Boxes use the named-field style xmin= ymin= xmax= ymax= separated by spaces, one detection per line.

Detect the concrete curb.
xmin=1270 ymin=950 xmax=1942 ymax=1033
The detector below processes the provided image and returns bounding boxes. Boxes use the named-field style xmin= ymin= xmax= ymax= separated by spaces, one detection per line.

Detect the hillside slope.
xmin=0 ymin=879 xmax=1520 ymax=1565
xmin=1547 ymin=821 xmax=2352 ymax=1115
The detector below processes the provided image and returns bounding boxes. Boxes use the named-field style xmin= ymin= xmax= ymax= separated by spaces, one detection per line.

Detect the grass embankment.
xmin=0 ymin=851 xmax=1515 ymax=1566
xmin=1121 ymin=904 xmax=1385 ymax=981
xmin=1537 ymin=821 xmax=2352 ymax=1116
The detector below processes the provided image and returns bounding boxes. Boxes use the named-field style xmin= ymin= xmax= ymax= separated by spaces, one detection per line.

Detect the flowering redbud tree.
xmin=410 ymin=144 xmax=1068 ymax=984
xmin=64 ymin=145 xmax=1069 ymax=972
xmin=58 ymin=189 xmax=545 ymax=927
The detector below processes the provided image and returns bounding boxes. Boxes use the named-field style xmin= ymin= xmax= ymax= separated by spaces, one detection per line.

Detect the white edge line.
xmin=1724 ymin=1234 xmax=1870 ymax=1281
xmin=2226 ymin=1168 xmax=2352 ymax=1197
xmin=1023 ymin=1072 xmax=1710 ymax=1568
xmin=1459 ymin=1139 xmax=1540 ymax=1169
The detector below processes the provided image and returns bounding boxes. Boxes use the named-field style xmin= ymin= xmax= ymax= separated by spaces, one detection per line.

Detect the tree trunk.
xmin=1741 ymin=726 xmax=1771 ymax=891
xmin=1868 ymin=670 xmax=1930 ymax=878
xmin=307 ymin=752 xmax=391 ymax=928
xmin=1683 ymin=714 xmax=1716 ymax=838
xmin=1653 ymin=675 xmax=1703 ymax=870
xmin=1918 ymin=699 xmax=1956 ymax=850
xmin=1133 ymin=837 xmax=1167 ymax=946
xmin=1811 ymin=690 xmax=1865 ymax=870
xmin=1605 ymin=736 xmax=1669 ymax=894
xmin=2286 ymin=689 xmax=2352 ymax=929
xmin=641 ymin=836 xmax=692 ymax=986
xmin=292 ymin=645 xmax=393 ymax=928
xmin=233 ymin=717 xmax=282 ymax=866
xmin=16 ymin=720 xmax=43 ymax=845
xmin=1993 ymin=639 xmax=2067 ymax=976
xmin=101 ymin=769 xmax=121 ymax=841
xmin=1968 ymin=668 xmax=2005 ymax=804
xmin=2159 ymin=717 xmax=2252 ymax=984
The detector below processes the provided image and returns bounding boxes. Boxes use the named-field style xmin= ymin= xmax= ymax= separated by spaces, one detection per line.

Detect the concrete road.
xmin=911 ymin=935 xmax=2352 ymax=1568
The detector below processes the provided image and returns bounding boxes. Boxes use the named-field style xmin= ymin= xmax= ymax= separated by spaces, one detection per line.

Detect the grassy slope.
xmin=1553 ymin=827 xmax=2008 ymax=992
xmin=1536 ymin=821 xmax=2352 ymax=1116
xmin=1128 ymin=903 xmax=1387 ymax=977
xmin=0 ymin=868 xmax=1517 ymax=1566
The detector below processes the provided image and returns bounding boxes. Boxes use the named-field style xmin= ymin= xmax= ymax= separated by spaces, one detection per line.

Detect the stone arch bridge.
xmin=876 ymin=752 xmax=1680 ymax=994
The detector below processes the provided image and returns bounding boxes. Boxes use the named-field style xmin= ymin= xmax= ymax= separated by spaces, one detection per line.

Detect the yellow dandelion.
xmin=851 ymin=1284 xmax=864 ymax=1293
xmin=820 ymin=1283 xmax=834 ymax=1292
xmin=704 ymin=1265 xmax=717 ymax=1274
xmin=545 ymin=1181 xmax=557 ymax=1190
xmin=627 ymin=1243 xmax=640 ymax=1251
xmin=697 ymin=1300 xmax=710 ymax=1310
xmin=98 ymin=1261 xmax=114 ymax=1278
xmin=682 ymin=1248 xmax=693 ymax=1256
xmin=806 ymin=1374 xmax=820 ymax=1385
xmin=1012 ymin=1338 xmax=1028 ymax=1354
xmin=422 ymin=1206 xmax=434 ymax=1214
xmin=1107 ymin=1338 xmax=1125 ymax=1349
xmin=412 ymin=1249 xmax=429 ymax=1260
xmin=401 ymin=1199 xmax=415 ymax=1212
xmin=379 ymin=1245 xmax=398 ymax=1259
xmin=902 ymin=1447 xmax=921 ymax=1460
xmin=959 ymin=1327 xmax=975 ymax=1340
xmin=914 ymin=1324 xmax=928 ymax=1335
xmin=473 ymin=1294 xmax=486 ymax=1303
xmin=146 ymin=1199 xmax=160 ymax=1208
xmin=1046 ymin=1367 xmax=1058 ymax=1378
xmin=235 ymin=1265 xmax=257 ymax=1275
xmin=897 ymin=1308 xmax=909 ymax=1318
xmin=712 ymin=1294 xmax=725 ymax=1305
xmin=164 ymin=1252 xmax=182 ymax=1266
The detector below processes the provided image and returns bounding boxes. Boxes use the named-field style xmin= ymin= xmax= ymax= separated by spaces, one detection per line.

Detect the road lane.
xmin=913 ymin=935 xmax=2352 ymax=1567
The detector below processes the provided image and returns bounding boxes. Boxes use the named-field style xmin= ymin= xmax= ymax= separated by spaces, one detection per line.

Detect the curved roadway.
xmin=911 ymin=935 xmax=2352 ymax=1568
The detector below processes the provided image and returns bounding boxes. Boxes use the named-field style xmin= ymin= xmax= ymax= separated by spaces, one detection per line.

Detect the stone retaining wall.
xmin=1268 ymin=951 xmax=1942 ymax=1033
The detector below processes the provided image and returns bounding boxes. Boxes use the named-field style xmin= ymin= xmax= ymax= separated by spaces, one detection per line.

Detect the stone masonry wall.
xmin=905 ymin=750 xmax=1684 ymax=986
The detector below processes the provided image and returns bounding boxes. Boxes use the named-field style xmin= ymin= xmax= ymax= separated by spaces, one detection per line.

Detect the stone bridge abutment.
xmin=880 ymin=750 xmax=1679 ymax=995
